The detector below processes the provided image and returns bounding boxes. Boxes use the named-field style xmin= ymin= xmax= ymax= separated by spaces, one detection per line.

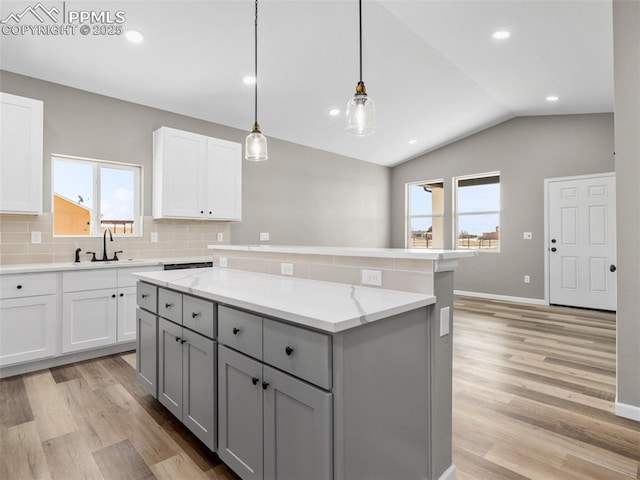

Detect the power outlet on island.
xmin=362 ymin=269 xmax=383 ymax=287
xmin=260 ymin=232 xmax=270 ymax=242
xmin=440 ymin=306 xmax=450 ymax=337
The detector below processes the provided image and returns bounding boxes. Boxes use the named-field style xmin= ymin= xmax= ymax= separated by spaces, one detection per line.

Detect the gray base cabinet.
xmin=158 ymin=318 xmax=216 ymax=450
xmin=218 ymin=346 xmax=332 ymax=480
xmin=136 ymin=308 xmax=157 ymax=397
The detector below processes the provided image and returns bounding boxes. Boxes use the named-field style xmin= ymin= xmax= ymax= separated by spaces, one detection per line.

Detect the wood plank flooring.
xmin=0 ymin=297 xmax=638 ymax=479
xmin=453 ymin=296 xmax=639 ymax=480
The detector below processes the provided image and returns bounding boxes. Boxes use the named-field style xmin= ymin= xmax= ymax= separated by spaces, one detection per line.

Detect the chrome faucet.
xmin=102 ymin=228 xmax=113 ymax=261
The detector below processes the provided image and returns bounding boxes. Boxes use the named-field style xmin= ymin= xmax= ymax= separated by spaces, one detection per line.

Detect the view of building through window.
xmin=455 ymin=173 xmax=500 ymax=250
xmin=407 ymin=180 xmax=444 ymax=248
xmin=52 ymin=155 xmax=141 ymax=237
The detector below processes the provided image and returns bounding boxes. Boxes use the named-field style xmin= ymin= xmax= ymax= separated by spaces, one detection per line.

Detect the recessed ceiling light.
xmin=546 ymin=95 xmax=560 ymax=102
xmin=408 ymin=139 xmax=417 ymax=144
xmin=329 ymin=108 xmax=340 ymax=116
xmin=124 ymin=29 xmax=144 ymax=43
xmin=492 ymin=30 xmax=511 ymax=40
xmin=243 ymin=75 xmax=256 ymax=85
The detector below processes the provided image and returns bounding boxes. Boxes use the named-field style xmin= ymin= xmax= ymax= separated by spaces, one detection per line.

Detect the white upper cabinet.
xmin=152 ymin=126 xmax=242 ymax=221
xmin=0 ymin=92 xmax=43 ymax=214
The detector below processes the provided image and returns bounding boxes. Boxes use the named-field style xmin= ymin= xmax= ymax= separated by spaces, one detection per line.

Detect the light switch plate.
xmin=217 ymin=232 xmax=224 ymax=242
xmin=150 ymin=232 xmax=158 ymax=243
xmin=281 ymin=263 xmax=294 ymax=276
xmin=31 ymin=231 xmax=41 ymax=244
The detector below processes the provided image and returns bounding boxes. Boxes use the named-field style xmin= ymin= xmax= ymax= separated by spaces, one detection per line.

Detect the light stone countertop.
xmin=0 ymin=256 xmax=211 ymax=275
xmin=134 ymin=268 xmax=435 ymax=333
xmin=208 ymin=244 xmax=478 ymax=261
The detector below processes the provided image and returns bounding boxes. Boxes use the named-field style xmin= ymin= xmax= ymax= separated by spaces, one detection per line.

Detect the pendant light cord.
xmin=358 ymin=0 xmax=363 ymax=83
xmin=254 ymin=0 xmax=259 ymax=126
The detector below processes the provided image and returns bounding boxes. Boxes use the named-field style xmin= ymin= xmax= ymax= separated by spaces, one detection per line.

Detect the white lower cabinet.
xmin=117 ymin=286 xmax=137 ymax=342
xmin=158 ymin=317 xmax=215 ymax=450
xmin=218 ymin=345 xmax=332 ymax=480
xmin=62 ymin=288 xmax=117 ymax=353
xmin=0 ymin=272 xmax=58 ymax=367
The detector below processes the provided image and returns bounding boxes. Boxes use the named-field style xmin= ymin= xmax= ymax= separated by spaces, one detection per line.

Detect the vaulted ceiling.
xmin=0 ymin=0 xmax=614 ymax=166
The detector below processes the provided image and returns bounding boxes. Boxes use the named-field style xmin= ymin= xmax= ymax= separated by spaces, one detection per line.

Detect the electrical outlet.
xmin=219 ymin=257 xmax=228 ymax=268
xmin=217 ymin=232 xmax=224 ymax=242
xmin=150 ymin=232 xmax=158 ymax=243
xmin=260 ymin=232 xmax=270 ymax=242
xmin=31 ymin=231 xmax=41 ymax=244
xmin=281 ymin=263 xmax=294 ymax=276
xmin=362 ymin=269 xmax=382 ymax=287
xmin=440 ymin=306 xmax=450 ymax=337
xmin=523 ymin=232 xmax=533 ymax=240
xmin=524 ymin=275 xmax=531 ymax=284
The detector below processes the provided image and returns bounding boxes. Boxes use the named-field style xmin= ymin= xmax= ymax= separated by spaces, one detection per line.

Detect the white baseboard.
xmin=0 ymin=342 xmax=135 ymax=379
xmin=454 ymin=290 xmax=547 ymax=306
xmin=438 ymin=464 xmax=457 ymax=480
xmin=615 ymin=401 xmax=640 ymax=422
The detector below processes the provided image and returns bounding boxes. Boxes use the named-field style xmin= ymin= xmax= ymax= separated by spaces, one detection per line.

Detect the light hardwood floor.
xmin=1 ymin=297 xmax=638 ymax=479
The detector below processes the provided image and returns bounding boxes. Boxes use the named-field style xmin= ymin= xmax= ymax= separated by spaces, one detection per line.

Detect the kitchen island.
xmin=134 ymin=247 xmax=474 ymax=480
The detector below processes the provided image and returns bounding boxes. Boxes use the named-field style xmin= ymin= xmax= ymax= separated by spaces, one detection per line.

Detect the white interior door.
xmin=548 ymin=173 xmax=617 ymax=311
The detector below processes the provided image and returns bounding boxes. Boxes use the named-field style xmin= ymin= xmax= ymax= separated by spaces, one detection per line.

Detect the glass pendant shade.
xmin=346 ymin=91 xmax=375 ymax=136
xmin=245 ymin=125 xmax=268 ymax=161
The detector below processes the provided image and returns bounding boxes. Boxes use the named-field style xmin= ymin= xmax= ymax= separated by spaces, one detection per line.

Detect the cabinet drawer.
xmin=263 ymin=319 xmax=331 ymax=390
xmin=63 ymin=269 xmax=117 ymax=292
xmin=137 ymin=282 xmax=158 ymax=313
xmin=1 ymin=273 xmax=57 ymax=299
xmin=158 ymin=288 xmax=182 ymax=324
xmin=218 ymin=305 xmax=262 ymax=360
xmin=183 ymin=295 xmax=215 ymax=339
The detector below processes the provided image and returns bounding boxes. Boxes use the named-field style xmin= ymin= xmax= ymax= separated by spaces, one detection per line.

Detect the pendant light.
xmin=245 ymin=0 xmax=268 ymax=161
xmin=346 ymin=0 xmax=375 ymax=136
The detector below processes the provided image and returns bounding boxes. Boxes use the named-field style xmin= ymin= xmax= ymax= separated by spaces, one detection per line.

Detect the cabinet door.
xmin=117 ymin=286 xmax=137 ymax=343
xmin=263 ymin=365 xmax=333 ymax=480
xmin=136 ymin=308 xmax=157 ymax=398
xmin=0 ymin=93 xmax=43 ymax=214
xmin=0 ymin=295 xmax=56 ymax=366
xmin=206 ymin=137 xmax=242 ymax=220
xmin=218 ymin=346 xmax=264 ymax=480
xmin=153 ymin=127 xmax=206 ymax=219
xmin=62 ymin=289 xmax=117 ymax=353
xmin=182 ymin=330 xmax=215 ymax=450
xmin=158 ymin=318 xmax=183 ymax=419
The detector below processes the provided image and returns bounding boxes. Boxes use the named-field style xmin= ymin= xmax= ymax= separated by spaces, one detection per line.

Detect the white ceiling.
xmin=0 ymin=0 xmax=614 ymax=167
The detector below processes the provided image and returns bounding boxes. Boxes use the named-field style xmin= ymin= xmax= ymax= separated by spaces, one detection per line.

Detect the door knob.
xmin=551 ymin=247 xmax=557 ymax=252
xmin=610 ymin=265 xmax=617 ymax=272
xmin=551 ymin=239 xmax=557 ymax=244
xmin=252 ymin=377 xmax=259 ymax=386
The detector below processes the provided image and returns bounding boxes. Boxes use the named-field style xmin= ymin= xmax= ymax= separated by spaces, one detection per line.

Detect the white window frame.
xmin=405 ymin=179 xmax=444 ymax=249
xmin=453 ymin=171 xmax=500 ymax=251
xmin=52 ymin=154 xmax=143 ymax=237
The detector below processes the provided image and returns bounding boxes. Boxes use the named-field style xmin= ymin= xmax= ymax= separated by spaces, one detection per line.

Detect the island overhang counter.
xmin=133 ymin=247 xmax=474 ymax=480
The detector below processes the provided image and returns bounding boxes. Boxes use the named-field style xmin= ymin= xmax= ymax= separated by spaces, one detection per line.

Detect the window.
xmin=454 ymin=173 xmax=500 ymax=250
xmin=406 ymin=180 xmax=444 ymax=248
xmin=52 ymin=155 xmax=142 ymax=237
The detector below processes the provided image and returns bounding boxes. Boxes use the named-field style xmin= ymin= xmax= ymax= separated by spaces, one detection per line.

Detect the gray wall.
xmin=0 ymin=70 xmax=390 ymax=248
xmin=391 ymin=114 xmax=615 ymax=300
xmin=613 ymin=0 xmax=640 ymax=413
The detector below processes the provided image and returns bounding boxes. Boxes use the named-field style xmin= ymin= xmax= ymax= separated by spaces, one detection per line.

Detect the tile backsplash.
xmin=0 ymin=214 xmax=229 ymax=265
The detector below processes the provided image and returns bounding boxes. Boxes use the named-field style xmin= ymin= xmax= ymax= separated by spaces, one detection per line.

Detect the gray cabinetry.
xmin=218 ymin=308 xmax=333 ymax=480
xmin=136 ymin=308 xmax=157 ymax=397
xmin=156 ymin=295 xmax=216 ymax=451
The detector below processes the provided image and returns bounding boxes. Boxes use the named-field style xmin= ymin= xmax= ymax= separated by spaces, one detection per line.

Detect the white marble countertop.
xmin=0 ymin=256 xmax=211 ymax=275
xmin=134 ymin=268 xmax=435 ymax=333
xmin=208 ymin=244 xmax=477 ymax=261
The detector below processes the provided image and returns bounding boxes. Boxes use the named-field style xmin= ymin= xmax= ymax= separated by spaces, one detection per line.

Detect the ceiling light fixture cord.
xmin=359 ymin=0 xmax=363 ymax=83
xmin=254 ymin=0 xmax=258 ymax=126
